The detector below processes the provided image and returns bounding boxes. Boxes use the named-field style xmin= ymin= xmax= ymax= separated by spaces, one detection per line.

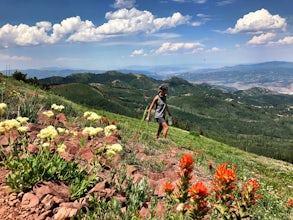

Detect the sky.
xmin=0 ymin=0 xmax=293 ymax=72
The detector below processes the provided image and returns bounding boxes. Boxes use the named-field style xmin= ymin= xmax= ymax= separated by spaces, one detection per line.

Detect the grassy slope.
xmin=49 ymin=77 xmax=293 ymax=163
xmin=2 ymin=75 xmax=293 ymax=219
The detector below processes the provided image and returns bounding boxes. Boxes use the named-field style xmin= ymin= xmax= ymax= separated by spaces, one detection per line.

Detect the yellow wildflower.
xmin=57 ymin=143 xmax=67 ymax=153
xmin=51 ymin=104 xmax=65 ymax=112
xmin=106 ymin=143 xmax=123 ymax=152
xmin=42 ymin=110 xmax=54 ymax=118
xmin=106 ymin=150 xmax=117 ymax=157
xmin=38 ymin=125 xmax=58 ymax=141
xmin=82 ymin=127 xmax=103 ymax=138
xmin=84 ymin=111 xmax=102 ymax=121
xmin=16 ymin=116 xmax=29 ymax=125
xmin=42 ymin=142 xmax=50 ymax=148
xmin=0 ymin=103 xmax=7 ymax=116
xmin=104 ymin=125 xmax=117 ymax=137
xmin=0 ymin=119 xmax=20 ymax=131
xmin=57 ymin=127 xmax=66 ymax=135
xmin=106 ymin=143 xmax=122 ymax=157
xmin=17 ymin=126 xmax=29 ymax=134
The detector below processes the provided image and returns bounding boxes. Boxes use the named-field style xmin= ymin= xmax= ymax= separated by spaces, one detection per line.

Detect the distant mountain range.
xmin=3 ymin=61 xmax=293 ymax=94
xmin=177 ymin=61 xmax=293 ymax=95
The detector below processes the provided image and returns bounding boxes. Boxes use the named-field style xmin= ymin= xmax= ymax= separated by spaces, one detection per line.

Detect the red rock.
xmin=21 ymin=192 xmax=40 ymax=209
xmin=126 ymin=165 xmax=138 ymax=176
xmin=59 ymin=151 xmax=74 ymax=162
xmin=78 ymin=146 xmax=94 ymax=162
xmin=33 ymin=181 xmax=70 ymax=202
xmin=53 ymin=206 xmax=78 ymax=220
xmin=27 ymin=143 xmax=39 ymax=154
xmin=0 ymin=135 xmax=8 ymax=146
xmin=56 ymin=113 xmax=67 ymax=126
xmin=104 ymin=135 xmax=118 ymax=144
xmin=63 ymin=140 xmax=80 ymax=154
xmin=88 ymin=180 xmax=107 ymax=194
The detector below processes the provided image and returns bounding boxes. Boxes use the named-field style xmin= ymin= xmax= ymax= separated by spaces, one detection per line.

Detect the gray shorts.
xmin=156 ymin=117 xmax=166 ymax=124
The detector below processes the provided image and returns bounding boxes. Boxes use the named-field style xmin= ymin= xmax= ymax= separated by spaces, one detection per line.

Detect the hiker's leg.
xmin=162 ymin=121 xmax=169 ymax=138
xmin=156 ymin=123 xmax=163 ymax=139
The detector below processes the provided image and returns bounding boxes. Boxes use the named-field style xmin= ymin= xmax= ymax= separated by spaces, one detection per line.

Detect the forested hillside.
xmin=40 ymin=71 xmax=293 ymax=163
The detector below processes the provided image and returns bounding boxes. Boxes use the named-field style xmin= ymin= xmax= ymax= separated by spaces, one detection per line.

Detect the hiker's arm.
xmin=146 ymin=96 xmax=158 ymax=121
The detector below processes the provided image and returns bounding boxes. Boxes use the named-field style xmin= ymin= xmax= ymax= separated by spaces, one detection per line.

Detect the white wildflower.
xmin=0 ymin=103 xmax=7 ymax=116
xmin=176 ymin=203 xmax=185 ymax=212
xmin=82 ymin=127 xmax=103 ymax=138
xmin=106 ymin=149 xmax=117 ymax=157
xmin=42 ymin=142 xmax=50 ymax=148
xmin=106 ymin=143 xmax=123 ymax=152
xmin=57 ymin=143 xmax=67 ymax=153
xmin=16 ymin=116 xmax=29 ymax=125
xmin=42 ymin=110 xmax=54 ymax=118
xmin=38 ymin=125 xmax=58 ymax=141
xmin=0 ymin=119 xmax=20 ymax=131
xmin=104 ymin=125 xmax=117 ymax=137
xmin=84 ymin=111 xmax=102 ymax=121
xmin=51 ymin=104 xmax=65 ymax=112
xmin=106 ymin=143 xmax=122 ymax=157
xmin=17 ymin=126 xmax=29 ymax=134
xmin=57 ymin=127 xmax=66 ymax=135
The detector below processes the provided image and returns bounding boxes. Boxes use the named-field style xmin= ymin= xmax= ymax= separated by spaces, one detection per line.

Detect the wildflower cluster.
xmin=104 ymin=124 xmax=117 ymax=137
xmin=0 ymin=119 xmax=20 ymax=132
xmin=177 ymin=154 xmax=194 ymax=203
xmin=164 ymin=155 xmax=262 ymax=219
xmin=51 ymin=104 xmax=65 ymax=112
xmin=37 ymin=125 xmax=58 ymax=142
xmin=82 ymin=127 xmax=104 ymax=138
xmin=0 ymin=102 xmax=7 ymax=116
xmin=42 ymin=110 xmax=54 ymax=118
xmin=84 ymin=111 xmax=102 ymax=122
xmin=164 ymin=154 xmax=210 ymax=219
xmin=105 ymin=143 xmax=123 ymax=157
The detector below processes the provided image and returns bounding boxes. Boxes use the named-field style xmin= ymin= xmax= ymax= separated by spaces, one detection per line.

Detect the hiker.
xmin=145 ymin=84 xmax=172 ymax=140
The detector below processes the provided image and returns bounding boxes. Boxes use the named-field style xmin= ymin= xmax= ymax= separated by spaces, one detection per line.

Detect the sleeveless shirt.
xmin=155 ymin=94 xmax=167 ymax=119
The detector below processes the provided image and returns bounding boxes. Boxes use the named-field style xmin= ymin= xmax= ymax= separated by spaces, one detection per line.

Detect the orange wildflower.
xmin=164 ymin=182 xmax=175 ymax=195
xmin=286 ymin=199 xmax=293 ymax=209
xmin=214 ymin=162 xmax=236 ymax=187
xmin=189 ymin=182 xmax=209 ymax=199
xmin=246 ymin=178 xmax=260 ymax=194
xmin=179 ymin=154 xmax=194 ymax=175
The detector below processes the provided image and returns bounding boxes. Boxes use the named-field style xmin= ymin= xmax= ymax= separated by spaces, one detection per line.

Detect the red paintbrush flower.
xmin=179 ymin=154 xmax=194 ymax=175
xmin=164 ymin=182 xmax=175 ymax=195
xmin=189 ymin=182 xmax=209 ymax=199
xmin=286 ymin=199 xmax=293 ymax=209
xmin=214 ymin=162 xmax=236 ymax=187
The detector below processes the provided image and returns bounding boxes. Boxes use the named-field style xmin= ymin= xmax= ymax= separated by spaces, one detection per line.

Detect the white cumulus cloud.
xmin=226 ymin=8 xmax=286 ymax=34
xmin=130 ymin=49 xmax=146 ymax=56
xmin=68 ymin=8 xmax=190 ymax=41
xmin=0 ymin=8 xmax=191 ymax=47
xmin=0 ymin=22 xmax=52 ymax=47
xmin=155 ymin=41 xmax=203 ymax=54
xmin=269 ymin=36 xmax=293 ymax=46
xmin=247 ymin=32 xmax=276 ymax=45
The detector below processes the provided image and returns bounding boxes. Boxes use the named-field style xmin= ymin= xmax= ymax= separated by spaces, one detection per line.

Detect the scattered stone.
xmin=21 ymin=192 xmax=40 ymax=209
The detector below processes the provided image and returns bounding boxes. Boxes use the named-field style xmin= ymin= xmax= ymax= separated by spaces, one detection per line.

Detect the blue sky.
xmin=0 ymin=0 xmax=293 ymax=71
